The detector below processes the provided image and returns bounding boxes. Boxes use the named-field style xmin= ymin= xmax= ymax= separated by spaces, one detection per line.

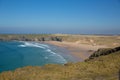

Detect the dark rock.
xmin=19 ymin=36 xmax=31 ymax=41
xmin=88 ymin=46 xmax=120 ymax=60
xmin=114 ymin=46 xmax=120 ymax=51
xmin=24 ymin=38 xmax=31 ymax=41
xmin=10 ymin=38 xmax=19 ymax=41
xmin=39 ymin=37 xmax=45 ymax=41
xmin=38 ymin=36 xmax=62 ymax=42
xmin=0 ymin=35 xmax=62 ymax=42
xmin=56 ymin=37 xmax=62 ymax=42
xmin=0 ymin=38 xmax=3 ymax=41
xmin=52 ymin=36 xmax=62 ymax=42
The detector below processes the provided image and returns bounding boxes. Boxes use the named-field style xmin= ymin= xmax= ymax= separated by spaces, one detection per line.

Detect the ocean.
xmin=0 ymin=41 xmax=76 ymax=72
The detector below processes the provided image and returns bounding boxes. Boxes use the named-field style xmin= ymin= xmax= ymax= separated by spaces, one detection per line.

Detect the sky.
xmin=0 ymin=0 xmax=120 ymax=34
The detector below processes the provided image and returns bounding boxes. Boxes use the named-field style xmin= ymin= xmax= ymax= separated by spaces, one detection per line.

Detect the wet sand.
xmin=44 ymin=41 xmax=107 ymax=61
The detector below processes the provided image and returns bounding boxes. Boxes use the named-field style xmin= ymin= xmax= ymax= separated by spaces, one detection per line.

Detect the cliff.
xmin=0 ymin=34 xmax=62 ymax=42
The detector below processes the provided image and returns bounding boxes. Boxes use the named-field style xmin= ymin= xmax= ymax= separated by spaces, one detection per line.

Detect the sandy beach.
xmin=45 ymin=41 xmax=108 ymax=61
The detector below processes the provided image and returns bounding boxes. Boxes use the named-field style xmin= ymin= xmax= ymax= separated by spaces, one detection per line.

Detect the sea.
xmin=0 ymin=41 xmax=77 ymax=72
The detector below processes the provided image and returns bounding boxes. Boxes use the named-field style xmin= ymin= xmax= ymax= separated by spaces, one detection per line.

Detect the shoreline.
xmin=0 ymin=40 xmax=108 ymax=62
xmin=14 ymin=40 xmax=83 ymax=62
xmin=45 ymin=43 xmax=83 ymax=62
xmin=44 ymin=41 xmax=108 ymax=61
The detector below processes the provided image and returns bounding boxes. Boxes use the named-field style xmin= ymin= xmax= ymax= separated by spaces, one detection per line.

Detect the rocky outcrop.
xmin=89 ymin=46 xmax=120 ymax=59
xmin=0 ymin=38 xmax=3 ymax=41
xmin=0 ymin=35 xmax=62 ymax=42
xmin=38 ymin=37 xmax=45 ymax=41
xmin=51 ymin=36 xmax=62 ymax=42
xmin=37 ymin=36 xmax=62 ymax=42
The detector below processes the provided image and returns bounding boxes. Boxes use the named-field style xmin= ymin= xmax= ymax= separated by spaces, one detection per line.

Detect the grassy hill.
xmin=0 ymin=34 xmax=120 ymax=47
xmin=0 ymin=46 xmax=120 ymax=80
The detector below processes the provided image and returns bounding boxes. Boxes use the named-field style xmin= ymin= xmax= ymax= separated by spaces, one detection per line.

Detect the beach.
xmin=45 ymin=41 xmax=108 ymax=61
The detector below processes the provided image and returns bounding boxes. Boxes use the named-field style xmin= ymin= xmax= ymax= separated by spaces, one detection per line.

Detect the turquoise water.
xmin=0 ymin=41 xmax=72 ymax=72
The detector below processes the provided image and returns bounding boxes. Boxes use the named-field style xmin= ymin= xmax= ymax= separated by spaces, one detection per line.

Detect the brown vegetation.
xmin=0 ymin=34 xmax=120 ymax=47
xmin=0 ymin=46 xmax=120 ymax=80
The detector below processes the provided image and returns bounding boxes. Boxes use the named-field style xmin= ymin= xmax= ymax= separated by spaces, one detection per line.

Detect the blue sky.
xmin=0 ymin=0 xmax=120 ymax=34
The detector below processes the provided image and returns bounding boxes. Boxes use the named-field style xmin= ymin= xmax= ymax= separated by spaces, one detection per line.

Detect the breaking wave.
xmin=18 ymin=41 xmax=48 ymax=49
xmin=18 ymin=41 xmax=67 ymax=63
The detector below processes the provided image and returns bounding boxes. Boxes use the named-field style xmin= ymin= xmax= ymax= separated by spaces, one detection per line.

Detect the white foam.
xmin=35 ymin=43 xmax=49 ymax=48
xmin=18 ymin=41 xmax=67 ymax=63
xmin=45 ymin=56 xmax=48 ymax=59
xmin=18 ymin=45 xmax=26 ymax=47
xmin=56 ymin=54 xmax=67 ymax=63
xmin=18 ymin=42 xmax=47 ymax=49
xmin=46 ymin=49 xmax=56 ymax=54
xmin=46 ymin=49 xmax=67 ymax=63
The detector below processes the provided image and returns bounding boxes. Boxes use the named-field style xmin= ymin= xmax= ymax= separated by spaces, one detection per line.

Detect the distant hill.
xmin=0 ymin=34 xmax=120 ymax=47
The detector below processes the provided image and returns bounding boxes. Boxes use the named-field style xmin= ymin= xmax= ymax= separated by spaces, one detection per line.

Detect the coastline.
xmin=44 ymin=43 xmax=83 ymax=62
xmin=44 ymin=41 xmax=108 ymax=61
xmin=0 ymin=40 xmax=109 ymax=62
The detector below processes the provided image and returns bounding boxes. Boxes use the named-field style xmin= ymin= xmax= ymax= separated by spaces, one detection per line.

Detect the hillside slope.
xmin=0 ymin=46 xmax=120 ymax=80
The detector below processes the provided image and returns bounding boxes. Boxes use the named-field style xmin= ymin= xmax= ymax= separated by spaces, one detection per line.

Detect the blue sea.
xmin=0 ymin=41 xmax=77 ymax=72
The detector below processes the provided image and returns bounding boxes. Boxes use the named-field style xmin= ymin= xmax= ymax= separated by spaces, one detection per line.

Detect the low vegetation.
xmin=0 ymin=34 xmax=62 ymax=42
xmin=0 ymin=46 xmax=120 ymax=80
xmin=0 ymin=34 xmax=120 ymax=47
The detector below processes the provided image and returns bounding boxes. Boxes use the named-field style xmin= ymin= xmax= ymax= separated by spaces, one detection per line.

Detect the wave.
xmin=46 ymin=49 xmax=67 ymax=63
xmin=19 ymin=45 xmax=26 ymax=47
xmin=18 ymin=42 xmax=47 ymax=49
xmin=18 ymin=41 xmax=67 ymax=63
xmin=46 ymin=49 xmax=56 ymax=54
